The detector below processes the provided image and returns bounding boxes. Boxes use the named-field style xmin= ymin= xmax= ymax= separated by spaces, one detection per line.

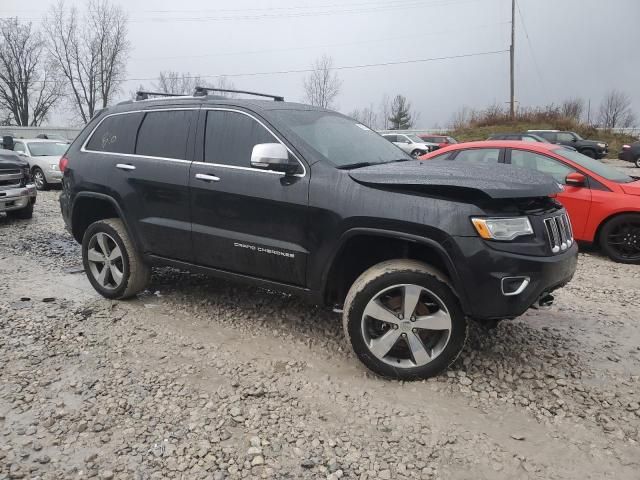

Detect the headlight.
xmin=471 ymin=217 xmax=533 ymax=241
xmin=49 ymin=164 xmax=60 ymax=171
xmin=597 ymin=143 xmax=606 ymax=148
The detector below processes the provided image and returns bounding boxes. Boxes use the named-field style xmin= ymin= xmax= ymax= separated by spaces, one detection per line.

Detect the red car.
xmin=418 ymin=134 xmax=458 ymax=150
xmin=421 ymin=141 xmax=640 ymax=264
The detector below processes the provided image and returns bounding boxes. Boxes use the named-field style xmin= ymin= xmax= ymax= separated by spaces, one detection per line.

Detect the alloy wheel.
xmin=86 ymin=232 xmax=124 ymax=290
xmin=361 ymin=284 xmax=452 ymax=368
xmin=34 ymin=169 xmax=45 ymax=190
xmin=606 ymin=220 xmax=640 ymax=261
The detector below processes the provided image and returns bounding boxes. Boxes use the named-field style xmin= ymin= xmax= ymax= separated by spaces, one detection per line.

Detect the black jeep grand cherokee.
xmin=60 ymin=89 xmax=577 ymax=379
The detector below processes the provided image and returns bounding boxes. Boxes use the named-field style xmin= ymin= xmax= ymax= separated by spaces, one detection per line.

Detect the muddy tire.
xmin=7 ymin=201 xmax=33 ymax=220
xmin=343 ymin=259 xmax=467 ymax=380
xmin=82 ymin=218 xmax=150 ymax=299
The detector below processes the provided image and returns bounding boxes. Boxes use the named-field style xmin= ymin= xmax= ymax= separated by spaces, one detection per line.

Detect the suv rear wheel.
xmin=82 ymin=218 xmax=151 ymax=299
xmin=343 ymin=259 xmax=467 ymax=379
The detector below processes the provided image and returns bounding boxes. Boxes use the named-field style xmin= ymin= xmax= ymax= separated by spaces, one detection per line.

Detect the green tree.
xmin=388 ymin=94 xmax=413 ymax=130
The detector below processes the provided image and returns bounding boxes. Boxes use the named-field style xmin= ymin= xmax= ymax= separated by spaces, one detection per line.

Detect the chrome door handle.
xmin=116 ymin=163 xmax=136 ymax=171
xmin=195 ymin=173 xmax=220 ymax=182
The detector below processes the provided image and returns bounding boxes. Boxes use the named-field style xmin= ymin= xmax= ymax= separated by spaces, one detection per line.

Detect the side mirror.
xmin=2 ymin=135 xmax=14 ymax=150
xmin=565 ymin=172 xmax=586 ymax=186
xmin=251 ymin=143 xmax=299 ymax=175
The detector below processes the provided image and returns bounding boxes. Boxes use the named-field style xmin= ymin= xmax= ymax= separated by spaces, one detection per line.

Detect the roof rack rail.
xmin=135 ymin=91 xmax=185 ymax=101
xmin=193 ymin=87 xmax=284 ymax=102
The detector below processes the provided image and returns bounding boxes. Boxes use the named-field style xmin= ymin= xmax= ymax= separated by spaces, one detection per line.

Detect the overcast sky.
xmin=4 ymin=0 xmax=640 ymax=127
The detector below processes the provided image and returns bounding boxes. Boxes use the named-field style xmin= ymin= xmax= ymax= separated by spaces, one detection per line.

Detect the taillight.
xmin=59 ymin=155 xmax=69 ymax=172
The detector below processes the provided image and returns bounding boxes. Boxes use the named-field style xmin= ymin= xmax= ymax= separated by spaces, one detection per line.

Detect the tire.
xmin=599 ymin=213 xmax=640 ymax=264
xmin=7 ymin=201 xmax=33 ymax=220
xmin=410 ymin=149 xmax=423 ymax=158
xmin=32 ymin=167 xmax=49 ymax=191
xmin=343 ymin=259 xmax=467 ymax=380
xmin=581 ymin=149 xmax=596 ymax=159
xmin=82 ymin=218 xmax=150 ymax=299
xmin=635 ymin=156 xmax=640 ymax=168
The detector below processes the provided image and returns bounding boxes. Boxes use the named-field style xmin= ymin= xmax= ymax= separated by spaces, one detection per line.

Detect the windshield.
xmin=406 ymin=135 xmax=424 ymax=143
xmin=272 ymin=110 xmax=410 ymax=167
xmin=446 ymin=137 xmax=458 ymax=144
xmin=555 ymin=148 xmax=633 ymax=183
xmin=28 ymin=142 xmax=67 ymax=157
xmin=571 ymin=132 xmax=583 ymax=140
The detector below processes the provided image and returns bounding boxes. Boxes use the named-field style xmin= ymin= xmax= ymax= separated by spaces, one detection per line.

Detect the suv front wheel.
xmin=82 ymin=218 xmax=151 ymax=299
xmin=343 ymin=259 xmax=467 ymax=379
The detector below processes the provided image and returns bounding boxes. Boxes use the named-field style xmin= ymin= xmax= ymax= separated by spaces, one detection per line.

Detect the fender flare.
xmin=320 ymin=227 xmax=470 ymax=312
xmin=71 ymin=192 xmax=142 ymax=252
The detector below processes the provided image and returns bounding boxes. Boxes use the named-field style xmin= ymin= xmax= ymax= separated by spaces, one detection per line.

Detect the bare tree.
xmin=388 ymin=94 xmax=413 ymax=130
xmin=0 ymin=18 xmax=61 ymax=126
xmin=44 ymin=0 xmax=129 ymax=124
xmin=560 ymin=97 xmax=584 ymax=121
xmin=155 ymin=71 xmax=202 ymax=95
xmin=378 ymin=94 xmax=392 ymax=130
xmin=303 ymin=55 xmax=341 ymax=109
xmin=348 ymin=104 xmax=378 ymax=129
xmin=598 ymin=89 xmax=636 ymax=129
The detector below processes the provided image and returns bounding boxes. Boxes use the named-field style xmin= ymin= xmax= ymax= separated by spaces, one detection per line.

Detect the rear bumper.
xmin=452 ymin=237 xmax=578 ymax=320
xmin=0 ymin=184 xmax=37 ymax=212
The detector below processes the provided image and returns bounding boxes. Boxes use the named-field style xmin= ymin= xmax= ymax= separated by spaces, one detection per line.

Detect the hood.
xmin=348 ymin=160 xmax=562 ymax=199
xmin=0 ymin=151 xmax=28 ymax=170
xmin=620 ymin=180 xmax=640 ymax=196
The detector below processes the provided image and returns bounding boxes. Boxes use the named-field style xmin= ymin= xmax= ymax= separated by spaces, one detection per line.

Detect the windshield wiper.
xmin=336 ymin=162 xmax=374 ymax=170
xmin=384 ymin=158 xmax=411 ymax=164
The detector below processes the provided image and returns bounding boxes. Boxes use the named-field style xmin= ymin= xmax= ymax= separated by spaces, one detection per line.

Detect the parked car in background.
xmin=488 ymin=132 xmax=550 ymax=143
xmin=12 ymin=139 xmax=67 ymax=190
xmin=381 ymin=133 xmax=438 ymax=157
xmin=36 ymin=133 xmax=71 ymax=143
xmin=417 ymin=134 xmax=458 ymax=149
xmin=422 ymin=141 xmax=640 ymax=264
xmin=619 ymin=141 xmax=640 ymax=168
xmin=0 ymin=149 xmax=37 ymax=219
xmin=527 ymin=130 xmax=608 ymax=159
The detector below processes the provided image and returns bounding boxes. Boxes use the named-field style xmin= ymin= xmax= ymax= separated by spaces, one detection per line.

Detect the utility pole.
xmin=510 ymin=0 xmax=516 ymax=119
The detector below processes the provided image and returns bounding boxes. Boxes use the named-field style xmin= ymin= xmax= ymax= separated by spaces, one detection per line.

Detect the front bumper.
xmin=45 ymin=170 xmax=63 ymax=184
xmin=0 ymin=184 xmax=37 ymax=212
xmin=451 ymin=237 xmax=578 ymax=320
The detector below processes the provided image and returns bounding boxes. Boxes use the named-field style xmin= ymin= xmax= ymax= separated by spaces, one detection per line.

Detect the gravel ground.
xmin=1 ymin=173 xmax=639 ymax=479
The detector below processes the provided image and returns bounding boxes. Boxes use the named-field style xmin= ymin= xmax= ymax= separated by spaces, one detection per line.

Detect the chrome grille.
xmin=544 ymin=212 xmax=573 ymax=254
xmin=0 ymin=169 xmax=22 ymax=189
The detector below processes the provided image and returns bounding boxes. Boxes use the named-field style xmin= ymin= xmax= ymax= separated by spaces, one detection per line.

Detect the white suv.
xmin=382 ymin=133 xmax=439 ymax=158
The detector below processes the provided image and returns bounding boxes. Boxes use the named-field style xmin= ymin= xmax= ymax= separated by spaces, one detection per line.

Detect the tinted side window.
xmin=556 ymin=132 xmax=575 ymax=143
xmin=384 ymin=135 xmax=396 ymax=142
xmin=538 ymin=132 xmax=556 ymax=142
xmin=453 ymin=148 xmax=501 ymax=164
xmin=510 ymin=149 xmax=575 ymax=184
xmin=13 ymin=142 xmax=25 ymax=154
xmin=86 ymin=113 xmax=143 ymax=154
xmin=135 ymin=110 xmax=195 ymax=160
xmin=204 ymin=110 xmax=278 ymax=167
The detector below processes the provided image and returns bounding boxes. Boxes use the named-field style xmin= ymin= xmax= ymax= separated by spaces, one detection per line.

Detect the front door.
xmin=189 ymin=109 xmax=309 ymax=286
xmin=508 ymin=148 xmax=592 ymax=238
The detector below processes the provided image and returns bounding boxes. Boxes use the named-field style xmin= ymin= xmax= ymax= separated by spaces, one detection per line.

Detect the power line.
xmin=21 ymin=49 xmax=509 ymax=85
xmin=4 ymin=0 xmax=478 ymax=23
xmin=515 ymin=0 xmax=545 ymax=90
xmin=132 ymin=21 xmax=511 ymax=62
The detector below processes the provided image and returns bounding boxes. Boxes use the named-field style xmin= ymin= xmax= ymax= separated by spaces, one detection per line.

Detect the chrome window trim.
xmin=80 ymin=106 xmax=307 ymax=178
xmin=202 ymin=107 xmax=306 ymax=178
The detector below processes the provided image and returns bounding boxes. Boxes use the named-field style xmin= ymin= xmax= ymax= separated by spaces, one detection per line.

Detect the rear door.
xmin=507 ymin=148 xmax=592 ymax=238
xmin=189 ymin=108 xmax=309 ymax=285
xmin=84 ymin=108 xmax=197 ymax=261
